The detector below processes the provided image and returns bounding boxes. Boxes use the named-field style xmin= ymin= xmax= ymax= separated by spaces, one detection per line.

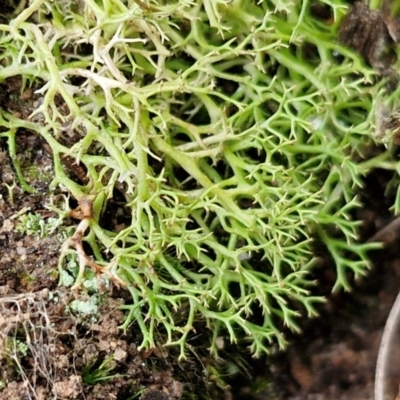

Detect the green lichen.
xmin=0 ymin=0 xmax=398 ymax=359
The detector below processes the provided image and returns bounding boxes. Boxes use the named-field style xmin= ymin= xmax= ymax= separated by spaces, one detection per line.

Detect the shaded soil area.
xmin=232 ymin=268 xmax=398 ymax=400
xmin=267 ymin=255 xmax=400 ymax=400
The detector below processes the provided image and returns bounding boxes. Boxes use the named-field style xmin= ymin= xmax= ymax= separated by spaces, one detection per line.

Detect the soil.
xmin=263 ymin=255 xmax=400 ymax=400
